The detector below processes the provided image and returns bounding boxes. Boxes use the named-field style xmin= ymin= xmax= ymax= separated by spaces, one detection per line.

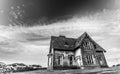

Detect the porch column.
xmin=48 ymin=56 xmax=49 ymax=67
xmin=47 ymin=53 xmax=53 ymax=68
xmin=61 ymin=55 xmax=64 ymax=65
xmin=72 ymin=56 xmax=74 ymax=65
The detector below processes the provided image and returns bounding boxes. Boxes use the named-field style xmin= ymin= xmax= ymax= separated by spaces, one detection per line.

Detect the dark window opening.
xmin=64 ymin=42 xmax=69 ymax=47
xmin=97 ymin=55 xmax=104 ymax=65
xmin=58 ymin=56 xmax=61 ymax=65
xmin=69 ymin=56 xmax=73 ymax=65
xmin=97 ymin=55 xmax=102 ymax=61
xmin=85 ymin=55 xmax=94 ymax=65
xmin=94 ymin=45 xmax=97 ymax=49
xmin=65 ymin=42 xmax=68 ymax=45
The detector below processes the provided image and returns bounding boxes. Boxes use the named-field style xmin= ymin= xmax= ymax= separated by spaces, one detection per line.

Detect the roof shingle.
xmin=51 ymin=36 xmax=76 ymax=50
xmin=50 ymin=32 xmax=106 ymax=52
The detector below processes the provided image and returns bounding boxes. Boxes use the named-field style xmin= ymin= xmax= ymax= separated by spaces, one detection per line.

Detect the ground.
xmin=4 ymin=67 xmax=120 ymax=74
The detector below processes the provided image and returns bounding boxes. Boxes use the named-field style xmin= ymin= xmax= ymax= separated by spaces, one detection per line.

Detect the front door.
xmin=63 ymin=56 xmax=69 ymax=66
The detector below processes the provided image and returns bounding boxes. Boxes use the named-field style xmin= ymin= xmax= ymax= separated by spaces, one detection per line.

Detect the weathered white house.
xmin=47 ymin=32 xmax=108 ymax=70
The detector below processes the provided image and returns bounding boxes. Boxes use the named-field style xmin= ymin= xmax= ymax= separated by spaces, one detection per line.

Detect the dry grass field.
xmin=0 ymin=67 xmax=120 ymax=74
xmin=3 ymin=66 xmax=120 ymax=74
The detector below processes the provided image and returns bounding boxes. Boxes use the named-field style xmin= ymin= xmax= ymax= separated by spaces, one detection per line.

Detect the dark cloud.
xmin=8 ymin=0 xmax=110 ymax=16
xmin=1 ymin=0 xmax=112 ymax=26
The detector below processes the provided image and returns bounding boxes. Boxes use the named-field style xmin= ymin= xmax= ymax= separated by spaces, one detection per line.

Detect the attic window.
xmin=65 ymin=42 xmax=68 ymax=45
xmin=65 ymin=42 xmax=69 ymax=47
xmin=94 ymin=45 xmax=97 ymax=49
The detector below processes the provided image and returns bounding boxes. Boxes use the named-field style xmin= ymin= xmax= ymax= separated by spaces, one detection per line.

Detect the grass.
xmin=5 ymin=66 xmax=120 ymax=74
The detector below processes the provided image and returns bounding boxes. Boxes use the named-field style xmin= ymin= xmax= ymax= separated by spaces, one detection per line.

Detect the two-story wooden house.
xmin=47 ymin=32 xmax=108 ymax=70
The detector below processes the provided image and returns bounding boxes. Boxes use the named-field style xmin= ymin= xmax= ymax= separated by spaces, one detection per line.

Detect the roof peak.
xmin=79 ymin=32 xmax=88 ymax=38
xmin=83 ymin=32 xmax=88 ymax=35
xmin=49 ymin=32 xmax=106 ymax=52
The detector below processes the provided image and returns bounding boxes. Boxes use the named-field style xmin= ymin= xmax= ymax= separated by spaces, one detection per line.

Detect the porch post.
xmin=48 ymin=56 xmax=49 ymax=67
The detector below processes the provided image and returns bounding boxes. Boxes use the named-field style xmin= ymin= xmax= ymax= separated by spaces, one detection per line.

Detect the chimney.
xmin=59 ymin=35 xmax=66 ymax=38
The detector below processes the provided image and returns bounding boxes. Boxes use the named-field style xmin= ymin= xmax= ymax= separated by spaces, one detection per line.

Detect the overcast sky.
xmin=0 ymin=0 xmax=120 ymax=67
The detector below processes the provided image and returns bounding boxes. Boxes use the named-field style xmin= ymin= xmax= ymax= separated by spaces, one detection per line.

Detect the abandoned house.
xmin=47 ymin=32 xmax=108 ymax=70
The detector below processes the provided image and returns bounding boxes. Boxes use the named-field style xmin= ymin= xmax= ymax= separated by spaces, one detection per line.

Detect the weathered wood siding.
xmin=54 ymin=50 xmax=74 ymax=67
xmin=75 ymin=48 xmax=83 ymax=67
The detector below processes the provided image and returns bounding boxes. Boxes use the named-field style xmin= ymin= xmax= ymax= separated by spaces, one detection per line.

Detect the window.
xmin=83 ymin=41 xmax=87 ymax=49
xmin=64 ymin=42 xmax=69 ymax=47
xmin=69 ymin=56 xmax=73 ymax=65
xmin=55 ymin=54 xmax=63 ymax=65
xmin=65 ymin=42 xmax=68 ymax=45
xmin=85 ymin=55 xmax=94 ymax=65
xmin=82 ymin=38 xmax=94 ymax=50
xmin=97 ymin=55 xmax=104 ymax=65
xmin=94 ymin=45 xmax=97 ymax=49
xmin=75 ymin=56 xmax=81 ymax=61
xmin=88 ymin=41 xmax=94 ymax=49
xmin=83 ymin=39 xmax=90 ymax=50
xmin=58 ymin=56 xmax=61 ymax=65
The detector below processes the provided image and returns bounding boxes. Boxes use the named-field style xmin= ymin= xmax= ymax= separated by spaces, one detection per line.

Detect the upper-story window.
xmin=82 ymin=38 xmax=94 ymax=50
xmin=94 ymin=44 xmax=97 ymax=49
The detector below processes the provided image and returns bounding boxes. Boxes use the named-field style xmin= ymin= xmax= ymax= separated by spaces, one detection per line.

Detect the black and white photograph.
xmin=0 ymin=0 xmax=120 ymax=74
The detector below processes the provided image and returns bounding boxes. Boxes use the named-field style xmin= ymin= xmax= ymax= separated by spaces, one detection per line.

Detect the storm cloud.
xmin=0 ymin=0 xmax=113 ymax=26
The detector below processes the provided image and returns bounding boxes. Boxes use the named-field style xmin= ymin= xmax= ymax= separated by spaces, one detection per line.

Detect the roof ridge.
xmin=51 ymin=35 xmax=76 ymax=40
xmin=75 ymin=32 xmax=106 ymax=52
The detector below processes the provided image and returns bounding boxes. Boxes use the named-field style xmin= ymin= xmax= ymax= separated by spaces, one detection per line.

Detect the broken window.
xmin=97 ymin=55 xmax=104 ymax=65
xmin=94 ymin=44 xmax=97 ymax=49
xmin=85 ymin=54 xmax=94 ymax=65
xmin=58 ymin=56 xmax=61 ymax=65
xmin=55 ymin=54 xmax=63 ymax=65
xmin=64 ymin=42 xmax=69 ymax=47
xmin=69 ymin=55 xmax=73 ymax=65
xmin=65 ymin=42 xmax=68 ymax=45
xmin=82 ymin=38 xmax=94 ymax=50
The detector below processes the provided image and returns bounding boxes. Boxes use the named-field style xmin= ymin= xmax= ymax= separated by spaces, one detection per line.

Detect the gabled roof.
xmin=51 ymin=35 xmax=76 ymax=51
xmin=49 ymin=32 xmax=106 ymax=53
xmin=75 ymin=32 xmax=106 ymax=52
xmin=75 ymin=32 xmax=87 ymax=48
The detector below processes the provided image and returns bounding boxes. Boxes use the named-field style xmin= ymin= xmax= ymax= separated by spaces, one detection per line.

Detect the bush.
xmin=116 ymin=64 xmax=120 ymax=66
xmin=112 ymin=65 xmax=116 ymax=67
